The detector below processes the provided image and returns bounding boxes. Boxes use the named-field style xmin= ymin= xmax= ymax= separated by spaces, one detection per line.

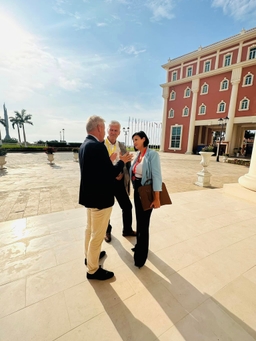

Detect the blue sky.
xmin=0 ymin=0 xmax=256 ymax=143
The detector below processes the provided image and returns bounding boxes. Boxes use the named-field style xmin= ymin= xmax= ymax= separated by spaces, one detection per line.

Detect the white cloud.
xmin=73 ymin=22 xmax=91 ymax=30
xmin=146 ymin=0 xmax=176 ymax=21
xmin=119 ymin=45 xmax=146 ymax=55
xmin=97 ymin=22 xmax=108 ymax=26
xmin=212 ymin=0 xmax=256 ymax=20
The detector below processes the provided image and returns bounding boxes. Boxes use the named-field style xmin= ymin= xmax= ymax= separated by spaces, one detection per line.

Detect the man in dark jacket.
xmin=79 ymin=115 xmax=132 ymax=280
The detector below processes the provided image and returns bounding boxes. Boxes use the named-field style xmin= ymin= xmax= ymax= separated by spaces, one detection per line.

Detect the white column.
xmin=215 ymin=50 xmax=220 ymax=69
xmin=160 ymin=87 xmax=169 ymax=152
xmin=237 ymin=41 xmax=243 ymax=63
xmin=196 ymin=56 xmax=200 ymax=75
xmin=239 ymin=137 xmax=256 ymax=191
xmin=225 ymin=68 xmax=242 ymax=143
xmin=186 ymin=79 xmax=199 ymax=154
xmin=180 ymin=62 xmax=183 ymax=79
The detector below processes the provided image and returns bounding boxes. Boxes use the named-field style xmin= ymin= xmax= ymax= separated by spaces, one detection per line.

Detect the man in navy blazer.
xmin=79 ymin=115 xmax=132 ymax=280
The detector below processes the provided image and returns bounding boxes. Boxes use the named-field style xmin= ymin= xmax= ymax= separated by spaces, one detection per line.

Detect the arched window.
xmin=183 ymin=107 xmax=189 ymax=116
xmin=168 ymin=109 xmax=174 ymax=118
xmin=220 ymin=78 xmax=229 ymax=90
xmin=199 ymin=104 xmax=206 ymax=115
xmin=184 ymin=87 xmax=191 ymax=98
xmin=170 ymin=90 xmax=176 ymax=101
xmin=239 ymin=98 xmax=249 ymax=110
xmin=201 ymin=83 xmax=208 ymax=94
xmin=217 ymin=101 xmax=226 ymax=113
xmin=243 ymin=73 xmax=254 ymax=86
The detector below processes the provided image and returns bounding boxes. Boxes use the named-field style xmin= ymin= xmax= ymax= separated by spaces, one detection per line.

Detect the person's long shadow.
xmin=100 ymin=238 xmax=256 ymax=340
xmin=89 ymin=276 xmax=158 ymax=341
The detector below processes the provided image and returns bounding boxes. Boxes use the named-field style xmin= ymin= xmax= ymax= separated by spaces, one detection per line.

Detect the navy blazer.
xmin=79 ymin=135 xmax=124 ymax=209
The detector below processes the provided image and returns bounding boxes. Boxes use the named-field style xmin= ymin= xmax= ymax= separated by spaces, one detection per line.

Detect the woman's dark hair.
xmin=132 ymin=131 xmax=149 ymax=150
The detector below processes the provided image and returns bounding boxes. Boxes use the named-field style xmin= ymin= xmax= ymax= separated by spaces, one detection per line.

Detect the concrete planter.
xmin=195 ymin=151 xmax=214 ymax=187
xmin=0 ymin=155 xmax=7 ymax=169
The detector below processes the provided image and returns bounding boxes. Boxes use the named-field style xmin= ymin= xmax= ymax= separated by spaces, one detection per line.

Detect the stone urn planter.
xmin=44 ymin=147 xmax=55 ymax=165
xmin=0 ymin=155 xmax=7 ymax=169
xmin=72 ymin=148 xmax=79 ymax=162
xmin=195 ymin=151 xmax=214 ymax=187
xmin=47 ymin=154 xmax=54 ymax=164
xmin=0 ymin=148 xmax=7 ymax=169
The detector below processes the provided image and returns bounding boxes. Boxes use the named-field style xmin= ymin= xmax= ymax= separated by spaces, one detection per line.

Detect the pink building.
xmin=160 ymin=28 xmax=256 ymax=156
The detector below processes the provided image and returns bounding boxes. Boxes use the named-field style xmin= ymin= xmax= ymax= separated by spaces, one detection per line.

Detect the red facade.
xmin=161 ymin=28 xmax=256 ymax=154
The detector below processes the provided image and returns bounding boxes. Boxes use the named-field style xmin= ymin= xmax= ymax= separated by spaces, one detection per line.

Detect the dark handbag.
xmin=138 ymin=182 xmax=172 ymax=211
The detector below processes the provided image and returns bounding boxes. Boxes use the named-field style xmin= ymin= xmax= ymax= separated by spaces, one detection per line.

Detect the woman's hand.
xmin=150 ymin=191 xmax=160 ymax=209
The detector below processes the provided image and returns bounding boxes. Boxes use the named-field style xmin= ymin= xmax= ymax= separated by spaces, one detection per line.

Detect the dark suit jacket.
xmin=79 ymin=135 xmax=124 ymax=209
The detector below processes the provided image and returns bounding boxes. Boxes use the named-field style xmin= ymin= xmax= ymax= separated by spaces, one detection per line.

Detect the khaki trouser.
xmin=85 ymin=207 xmax=112 ymax=274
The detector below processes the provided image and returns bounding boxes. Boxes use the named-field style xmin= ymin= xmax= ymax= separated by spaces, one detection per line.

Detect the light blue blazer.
xmin=130 ymin=148 xmax=162 ymax=191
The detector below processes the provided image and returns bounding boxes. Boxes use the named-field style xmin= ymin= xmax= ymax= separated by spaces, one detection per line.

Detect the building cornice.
xmin=162 ymin=27 xmax=256 ymax=70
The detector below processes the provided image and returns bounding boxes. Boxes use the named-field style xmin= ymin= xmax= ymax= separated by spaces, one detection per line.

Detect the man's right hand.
xmin=120 ymin=152 xmax=133 ymax=164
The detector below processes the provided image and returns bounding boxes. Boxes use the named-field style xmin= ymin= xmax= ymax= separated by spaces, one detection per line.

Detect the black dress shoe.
xmin=84 ymin=251 xmax=106 ymax=266
xmin=122 ymin=230 xmax=137 ymax=237
xmin=87 ymin=267 xmax=114 ymax=280
xmin=134 ymin=263 xmax=144 ymax=269
xmin=104 ymin=232 xmax=111 ymax=243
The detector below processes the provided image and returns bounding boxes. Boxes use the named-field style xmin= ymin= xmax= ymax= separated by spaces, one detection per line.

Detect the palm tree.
xmin=12 ymin=110 xmax=33 ymax=146
xmin=9 ymin=115 xmax=22 ymax=144
xmin=0 ymin=115 xmax=6 ymax=146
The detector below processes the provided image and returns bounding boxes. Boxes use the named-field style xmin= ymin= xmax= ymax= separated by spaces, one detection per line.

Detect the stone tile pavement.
xmin=0 ymin=152 xmax=247 ymax=222
xmin=1 ymin=151 xmax=256 ymax=340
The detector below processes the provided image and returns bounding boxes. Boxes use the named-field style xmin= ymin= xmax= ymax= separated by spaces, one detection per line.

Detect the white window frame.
xmin=172 ymin=71 xmax=177 ymax=81
xmin=220 ymin=78 xmax=229 ymax=91
xmin=169 ymin=90 xmax=176 ymax=101
xmin=248 ymin=46 xmax=256 ymax=60
xmin=184 ymin=87 xmax=191 ymax=98
xmin=201 ymin=83 xmax=209 ymax=94
xmin=204 ymin=60 xmax=211 ymax=72
xmin=217 ymin=101 xmax=226 ymax=113
xmin=199 ymin=104 xmax=206 ymax=115
xmin=169 ymin=125 xmax=182 ymax=150
xmin=223 ymin=53 xmax=232 ymax=67
xmin=182 ymin=106 xmax=189 ymax=117
xmin=168 ymin=108 xmax=174 ymax=118
xmin=239 ymin=97 xmax=250 ymax=111
xmin=186 ymin=66 xmax=192 ymax=77
xmin=242 ymin=72 xmax=254 ymax=87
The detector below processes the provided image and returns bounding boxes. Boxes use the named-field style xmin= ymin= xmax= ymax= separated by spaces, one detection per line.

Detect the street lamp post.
xmin=216 ymin=116 xmax=229 ymax=162
xmin=123 ymin=127 xmax=129 ymax=147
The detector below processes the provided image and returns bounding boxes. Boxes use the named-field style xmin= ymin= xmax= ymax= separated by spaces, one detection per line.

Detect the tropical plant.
xmin=0 ymin=147 xmax=7 ymax=156
xmin=0 ymin=115 xmax=6 ymax=145
xmin=201 ymin=145 xmax=214 ymax=152
xmin=9 ymin=115 xmax=22 ymax=144
xmin=44 ymin=147 xmax=56 ymax=154
xmin=11 ymin=109 xmax=33 ymax=146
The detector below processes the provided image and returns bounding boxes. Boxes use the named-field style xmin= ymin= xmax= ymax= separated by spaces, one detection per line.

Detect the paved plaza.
xmin=0 ymin=152 xmax=247 ymax=222
xmin=0 ymin=152 xmax=256 ymax=340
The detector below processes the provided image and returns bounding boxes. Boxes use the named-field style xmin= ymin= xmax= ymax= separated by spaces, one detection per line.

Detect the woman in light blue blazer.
xmin=130 ymin=131 xmax=162 ymax=268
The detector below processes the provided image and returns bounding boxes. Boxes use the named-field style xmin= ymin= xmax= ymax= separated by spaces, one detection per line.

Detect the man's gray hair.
xmin=86 ymin=115 xmax=105 ymax=133
xmin=109 ymin=120 xmax=121 ymax=129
